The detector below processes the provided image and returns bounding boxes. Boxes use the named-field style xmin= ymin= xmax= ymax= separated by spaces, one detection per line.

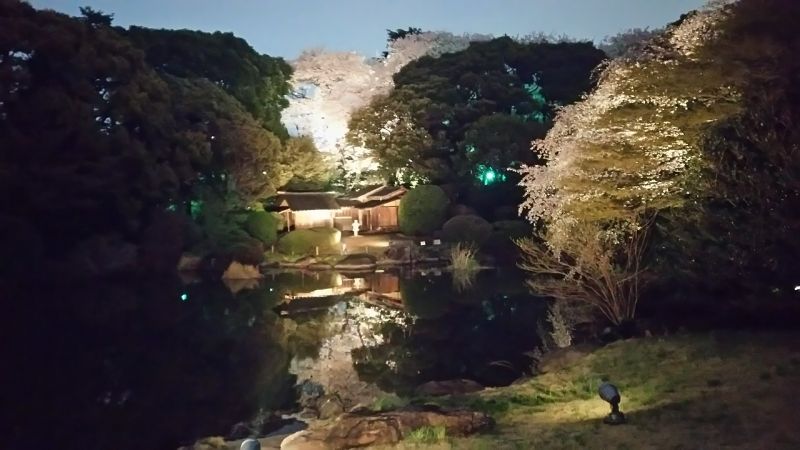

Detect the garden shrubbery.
xmin=398 ymin=185 xmax=449 ymax=235
xmin=244 ymin=210 xmax=283 ymax=245
xmin=442 ymin=214 xmax=492 ymax=245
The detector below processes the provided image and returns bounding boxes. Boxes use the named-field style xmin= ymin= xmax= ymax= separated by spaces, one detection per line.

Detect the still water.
xmin=1 ymin=268 xmax=546 ymax=449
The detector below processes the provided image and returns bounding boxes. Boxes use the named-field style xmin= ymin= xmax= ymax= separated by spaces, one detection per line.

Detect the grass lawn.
xmin=380 ymin=331 xmax=800 ymax=449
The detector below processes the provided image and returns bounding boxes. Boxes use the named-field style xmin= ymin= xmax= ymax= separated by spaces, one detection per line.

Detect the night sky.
xmin=28 ymin=0 xmax=707 ymax=59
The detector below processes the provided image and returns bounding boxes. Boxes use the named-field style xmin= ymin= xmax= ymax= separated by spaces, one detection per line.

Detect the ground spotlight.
xmin=241 ymin=438 xmax=260 ymax=450
xmin=598 ymin=382 xmax=626 ymax=425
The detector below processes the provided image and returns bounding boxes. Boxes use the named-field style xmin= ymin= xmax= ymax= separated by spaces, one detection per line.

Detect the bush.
xmin=277 ymin=227 xmax=341 ymax=256
xmin=228 ymin=238 xmax=265 ymax=265
xmin=244 ymin=211 xmax=282 ymax=245
xmin=398 ymin=185 xmax=449 ymax=235
xmin=442 ymin=214 xmax=492 ymax=245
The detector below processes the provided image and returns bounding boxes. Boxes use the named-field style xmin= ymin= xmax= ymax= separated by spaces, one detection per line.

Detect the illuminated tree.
xmin=598 ymin=27 xmax=662 ymax=58
xmin=282 ymin=31 xmax=491 ymax=167
xmin=520 ymin=0 xmax=800 ymax=299
xmin=282 ymin=136 xmax=331 ymax=190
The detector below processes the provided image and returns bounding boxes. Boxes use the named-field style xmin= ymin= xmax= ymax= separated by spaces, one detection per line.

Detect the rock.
xmin=414 ymin=379 xmax=484 ymax=396
xmin=536 ymin=344 xmax=599 ymax=374
xmin=347 ymin=404 xmax=372 ymax=415
xmin=280 ymin=407 xmax=493 ymax=450
xmin=383 ymin=242 xmax=418 ymax=262
xmin=298 ymin=408 xmax=319 ymax=420
xmin=181 ymin=436 xmax=227 ymax=449
xmin=297 ymin=380 xmax=325 ymax=408
xmin=317 ymin=395 xmax=345 ymax=420
xmin=333 ymin=254 xmax=377 ymax=270
xmin=222 ymin=261 xmax=263 ymax=280
xmin=177 ymin=253 xmax=203 ymax=271
xmin=280 ymin=256 xmax=317 ymax=268
xmin=280 ymin=431 xmax=330 ymax=450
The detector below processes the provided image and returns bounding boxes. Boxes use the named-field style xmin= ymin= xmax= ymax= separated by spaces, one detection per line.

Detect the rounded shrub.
xmin=277 ymin=227 xmax=341 ymax=256
xmin=441 ymin=214 xmax=492 ymax=245
xmin=228 ymin=238 xmax=265 ymax=265
xmin=398 ymin=185 xmax=449 ymax=235
xmin=244 ymin=211 xmax=282 ymax=245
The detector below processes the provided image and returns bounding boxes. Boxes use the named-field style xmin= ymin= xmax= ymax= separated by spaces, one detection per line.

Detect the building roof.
xmin=275 ymin=192 xmax=340 ymax=211
xmin=370 ymin=185 xmax=405 ymax=198
xmin=270 ymin=186 xmax=407 ymax=212
xmin=341 ymin=185 xmax=406 ymax=201
xmin=346 ymin=184 xmax=384 ymax=199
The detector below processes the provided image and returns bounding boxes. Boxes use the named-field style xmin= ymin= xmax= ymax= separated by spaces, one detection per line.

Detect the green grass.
xmin=437 ymin=331 xmax=800 ymax=450
xmin=448 ymin=243 xmax=479 ymax=272
xmin=372 ymin=393 xmax=410 ymax=412
xmin=405 ymin=426 xmax=447 ymax=445
xmin=276 ymin=227 xmax=341 ymax=256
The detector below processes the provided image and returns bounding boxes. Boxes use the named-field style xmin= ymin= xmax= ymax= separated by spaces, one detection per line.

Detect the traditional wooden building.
xmin=271 ymin=185 xmax=406 ymax=232
xmin=272 ymin=192 xmax=340 ymax=230
xmin=335 ymin=185 xmax=406 ymax=232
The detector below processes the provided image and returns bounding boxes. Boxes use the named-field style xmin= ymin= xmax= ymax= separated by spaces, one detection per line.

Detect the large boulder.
xmin=221 ymin=261 xmax=263 ymax=280
xmin=334 ymin=254 xmax=376 ymax=270
xmin=280 ymin=407 xmax=493 ymax=450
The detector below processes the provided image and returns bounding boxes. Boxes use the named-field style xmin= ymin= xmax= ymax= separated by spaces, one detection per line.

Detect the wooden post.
xmin=315 ymin=246 xmax=319 ymax=256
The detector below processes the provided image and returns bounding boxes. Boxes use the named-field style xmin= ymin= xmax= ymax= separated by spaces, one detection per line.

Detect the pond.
xmin=1 ymin=268 xmax=549 ymax=449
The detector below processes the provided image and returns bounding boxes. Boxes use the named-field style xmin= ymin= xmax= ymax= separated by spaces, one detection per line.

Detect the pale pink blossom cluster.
xmin=519 ymin=2 xmax=735 ymax=244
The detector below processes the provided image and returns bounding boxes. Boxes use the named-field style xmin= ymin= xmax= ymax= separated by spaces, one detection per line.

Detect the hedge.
xmin=244 ymin=210 xmax=283 ymax=245
xmin=276 ymin=227 xmax=341 ymax=255
xmin=398 ymin=185 xmax=449 ymax=235
xmin=442 ymin=214 xmax=493 ymax=246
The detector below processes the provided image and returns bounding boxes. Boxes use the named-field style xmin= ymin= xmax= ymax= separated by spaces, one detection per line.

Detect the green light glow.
xmin=180 ymin=293 xmax=189 ymax=302
xmin=475 ymin=164 xmax=506 ymax=186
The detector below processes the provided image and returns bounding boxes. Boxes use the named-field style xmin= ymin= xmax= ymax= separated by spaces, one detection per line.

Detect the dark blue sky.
xmin=29 ymin=0 xmax=707 ymax=59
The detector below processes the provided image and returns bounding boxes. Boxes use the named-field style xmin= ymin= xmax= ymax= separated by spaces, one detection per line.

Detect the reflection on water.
xmin=1 ymin=268 xmax=545 ymax=449
xmin=1 ymin=279 xmax=298 ymax=450
xmin=277 ymin=268 xmax=546 ymax=400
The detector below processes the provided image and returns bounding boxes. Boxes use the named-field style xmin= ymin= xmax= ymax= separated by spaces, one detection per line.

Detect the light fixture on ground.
xmin=241 ymin=438 xmax=260 ymax=450
xmin=598 ymin=382 xmax=626 ymax=425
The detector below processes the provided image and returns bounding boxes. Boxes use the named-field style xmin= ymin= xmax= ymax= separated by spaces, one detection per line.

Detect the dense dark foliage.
xmin=348 ymin=37 xmax=605 ymax=190
xmin=125 ymin=27 xmax=292 ymax=139
xmin=0 ymin=1 xmax=302 ymax=278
